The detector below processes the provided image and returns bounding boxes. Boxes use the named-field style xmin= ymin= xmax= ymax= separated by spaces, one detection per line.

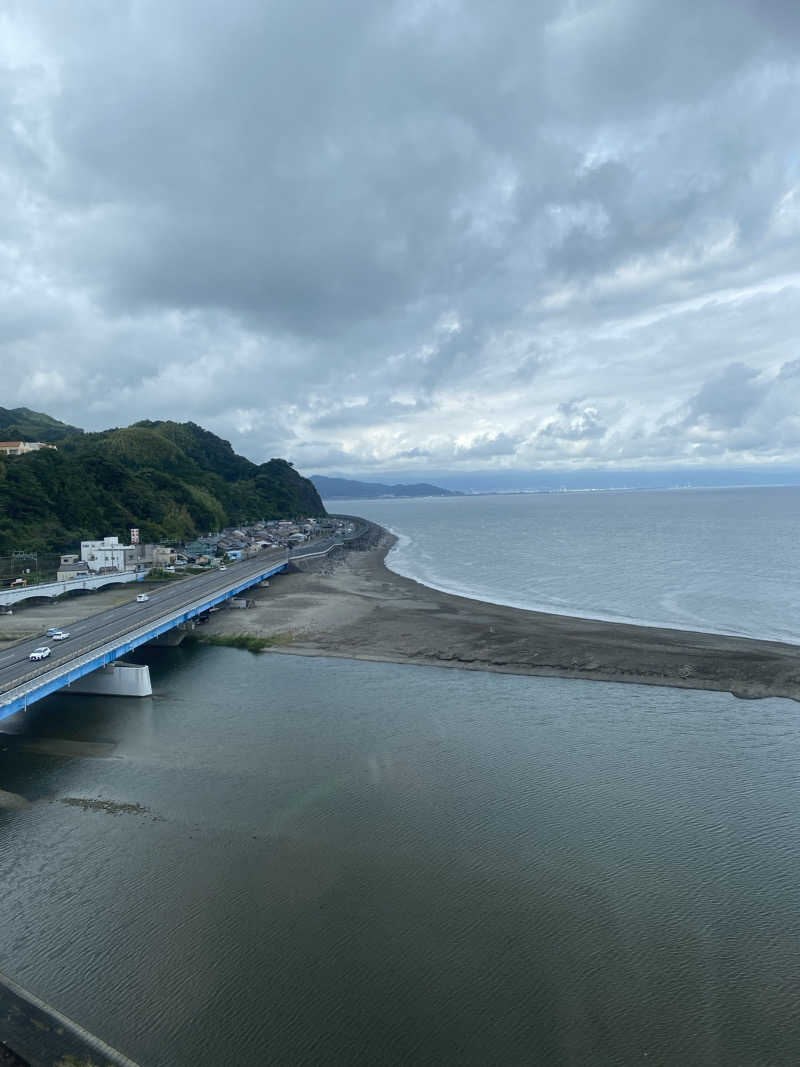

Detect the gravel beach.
xmin=202 ymin=526 xmax=800 ymax=702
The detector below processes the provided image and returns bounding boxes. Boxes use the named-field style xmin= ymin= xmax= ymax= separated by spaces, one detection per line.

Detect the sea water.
xmin=341 ymin=486 xmax=800 ymax=643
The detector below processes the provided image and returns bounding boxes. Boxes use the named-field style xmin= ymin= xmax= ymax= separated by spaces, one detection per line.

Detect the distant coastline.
xmin=312 ymin=474 xmax=460 ymax=500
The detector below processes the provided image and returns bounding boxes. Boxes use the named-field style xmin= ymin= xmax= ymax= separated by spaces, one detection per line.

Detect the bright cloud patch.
xmin=1 ymin=1 xmax=800 ymax=475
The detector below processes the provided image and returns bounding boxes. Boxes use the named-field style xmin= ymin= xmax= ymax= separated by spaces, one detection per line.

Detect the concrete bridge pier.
xmin=148 ymin=621 xmax=195 ymax=647
xmin=67 ymin=661 xmax=152 ymax=697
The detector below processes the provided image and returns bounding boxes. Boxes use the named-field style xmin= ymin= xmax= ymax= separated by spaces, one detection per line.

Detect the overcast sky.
xmin=2 ymin=0 xmax=800 ymax=476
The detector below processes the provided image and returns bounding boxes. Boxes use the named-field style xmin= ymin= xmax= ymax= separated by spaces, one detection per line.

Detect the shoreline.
xmin=199 ymin=524 xmax=800 ymax=702
xmin=378 ymin=529 xmax=792 ymax=646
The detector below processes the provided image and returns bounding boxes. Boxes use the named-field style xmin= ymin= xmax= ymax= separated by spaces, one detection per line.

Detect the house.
xmin=0 ymin=441 xmax=57 ymax=456
xmin=185 ymin=539 xmax=217 ymax=558
xmin=132 ymin=543 xmax=176 ymax=568
xmin=57 ymin=560 xmax=92 ymax=582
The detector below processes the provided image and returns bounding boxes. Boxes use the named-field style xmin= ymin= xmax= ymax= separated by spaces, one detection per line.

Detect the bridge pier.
xmin=148 ymin=621 xmax=195 ymax=646
xmin=67 ymin=661 xmax=152 ymax=698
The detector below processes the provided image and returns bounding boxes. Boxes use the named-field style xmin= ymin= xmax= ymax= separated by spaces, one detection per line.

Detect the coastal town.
xmin=4 ymin=516 xmax=347 ymax=590
xmin=60 ymin=516 xmax=342 ymax=580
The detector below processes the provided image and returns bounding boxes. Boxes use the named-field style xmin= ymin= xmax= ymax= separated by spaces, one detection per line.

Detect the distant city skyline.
xmin=3 ymin=2 xmax=800 ymax=475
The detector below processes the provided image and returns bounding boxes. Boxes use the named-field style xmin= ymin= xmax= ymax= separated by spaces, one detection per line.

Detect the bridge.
xmin=0 ymin=568 xmax=144 ymax=608
xmin=0 ymin=519 xmax=370 ymax=723
xmin=0 ymin=549 xmax=291 ymax=721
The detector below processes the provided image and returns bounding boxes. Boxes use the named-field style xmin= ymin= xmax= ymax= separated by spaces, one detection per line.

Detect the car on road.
xmin=50 ymin=630 xmax=70 ymax=640
xmin=136 ymin=593 xmax=150 ymax=602
xmin=29 ymin=646 xmax=51 ymax=661
xmin=45 ymin=627 xmax=61 ymax=637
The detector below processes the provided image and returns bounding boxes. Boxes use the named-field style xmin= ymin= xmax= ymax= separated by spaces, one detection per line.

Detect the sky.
xmin=2 ymin=0 xmax=800 ymax=479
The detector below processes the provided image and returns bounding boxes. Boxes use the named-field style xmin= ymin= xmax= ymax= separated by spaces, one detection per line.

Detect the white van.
xmin=136 ymin=593 xmax=149 ymax=602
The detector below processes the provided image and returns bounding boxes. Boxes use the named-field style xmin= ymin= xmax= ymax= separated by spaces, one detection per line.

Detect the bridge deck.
xmin=0 ymin=552 xmax=289 ymax=721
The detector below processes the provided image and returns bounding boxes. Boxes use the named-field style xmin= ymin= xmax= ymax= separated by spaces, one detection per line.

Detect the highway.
xmin=0 ymin=524 xmax=361 ymax=701
xmin=0 ymin=548 xmax=283 ymax=694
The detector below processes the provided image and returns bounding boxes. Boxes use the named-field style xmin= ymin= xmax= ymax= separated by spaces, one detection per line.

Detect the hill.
xmin=312 ymin=475 xmax=460 ymax=500
xmin=0 ymin=419 xmax=325 ymax=554
xmin=0 ymin=406 xmax=82 ymax=443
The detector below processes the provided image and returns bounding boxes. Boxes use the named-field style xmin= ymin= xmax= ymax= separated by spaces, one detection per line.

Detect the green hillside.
xmin=0 ymin=419 xmax=325 ymax=554
xmin=0 ymin=406 xmax=82 ymax=443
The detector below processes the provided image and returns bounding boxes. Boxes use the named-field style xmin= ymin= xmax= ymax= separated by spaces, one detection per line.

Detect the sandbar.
xmin=199 ymin=522 xmax=800 ymax=702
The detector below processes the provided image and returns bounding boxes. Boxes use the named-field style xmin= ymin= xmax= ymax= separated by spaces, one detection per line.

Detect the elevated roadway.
xmin=0 ymin=519 xmax=371 ymax=723
xmin=0 ymin=548 xmax=290 ymax=721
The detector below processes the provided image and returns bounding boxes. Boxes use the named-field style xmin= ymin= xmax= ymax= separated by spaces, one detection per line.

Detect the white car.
xmin=136 ymin=593 xmax=150 ymax=602
xmin=29 ymin=646 xmax=51 ymax=661
xmin=50 ymin=630 xmax=70 ymax=640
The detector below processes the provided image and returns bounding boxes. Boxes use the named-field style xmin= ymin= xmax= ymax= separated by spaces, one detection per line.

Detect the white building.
xmin=80 ymin=536 xmax=137 ymax=573
xmin=0 ymin=441 xmax=57 ymax=456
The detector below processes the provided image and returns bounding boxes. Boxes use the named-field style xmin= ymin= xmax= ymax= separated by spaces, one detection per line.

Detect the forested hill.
xmin=0 ymin=406 xmax=82 ymax=443
xmin=0 ymin=419 xmax=325 ymax=554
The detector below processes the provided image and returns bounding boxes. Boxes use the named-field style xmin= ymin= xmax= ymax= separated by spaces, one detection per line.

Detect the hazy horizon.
xmin=309 ymin=466 xmax=800 ymax=494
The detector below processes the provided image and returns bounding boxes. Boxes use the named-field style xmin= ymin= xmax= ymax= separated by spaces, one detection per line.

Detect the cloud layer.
xmin=3 ymin=0 xmax=800 ymax=474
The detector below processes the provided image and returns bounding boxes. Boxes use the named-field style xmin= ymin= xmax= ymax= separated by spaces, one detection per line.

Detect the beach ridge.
xmin=200 ymin=522 xmax=800 ymax=702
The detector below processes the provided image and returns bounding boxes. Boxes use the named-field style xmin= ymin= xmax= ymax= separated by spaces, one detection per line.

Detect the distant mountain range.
xmin=312 ymin=475 xmax=460 ymax=500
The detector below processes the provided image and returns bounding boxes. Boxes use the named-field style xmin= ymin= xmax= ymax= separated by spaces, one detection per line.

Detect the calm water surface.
xmin=1 ymin=645 xmax=800 ymax=1064
xmin=341 ymin=487 xmax=800 ymax=643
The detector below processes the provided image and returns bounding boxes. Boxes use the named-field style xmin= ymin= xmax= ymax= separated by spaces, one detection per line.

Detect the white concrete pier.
xmin=67 ymin=662 xmax=152 ymax=697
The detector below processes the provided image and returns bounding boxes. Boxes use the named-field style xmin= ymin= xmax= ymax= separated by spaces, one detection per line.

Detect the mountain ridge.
xmin=312 ymin=474 xmax=460 ymax=500
xmin=0 ymin=416 xmax=324 ymax=554
xmin=0 ymin=406 xmax=83 ymax=443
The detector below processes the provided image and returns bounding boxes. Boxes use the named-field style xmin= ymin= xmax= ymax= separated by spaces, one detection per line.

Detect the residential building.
xmin=80 ymin=536 xmax=137 ymax=573
xmin=0 ymin=441 xmax=58 ymax=456
xmin=57 ymin=561 xmax=91 ymax=582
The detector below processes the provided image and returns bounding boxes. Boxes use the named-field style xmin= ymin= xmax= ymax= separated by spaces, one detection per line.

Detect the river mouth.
xmin=0 ymin=648 xmax=798 ymax=1065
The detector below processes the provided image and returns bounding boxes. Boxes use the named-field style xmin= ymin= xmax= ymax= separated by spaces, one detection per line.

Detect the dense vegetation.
xmin=0 ymin=418 xmax=325 ymax=554
xmin=312 ymin=474 xmax=459 ymax=499
xmin=0 ymin=406 xmax=82 ymax=443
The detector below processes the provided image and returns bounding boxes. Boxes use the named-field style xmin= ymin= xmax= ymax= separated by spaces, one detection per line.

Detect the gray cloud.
xmin=2 ymin=0 xmax=800 ymax=474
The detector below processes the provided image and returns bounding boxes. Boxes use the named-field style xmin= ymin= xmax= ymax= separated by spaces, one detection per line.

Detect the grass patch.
xmin=192 ymin=632 xmax=295 ymax=652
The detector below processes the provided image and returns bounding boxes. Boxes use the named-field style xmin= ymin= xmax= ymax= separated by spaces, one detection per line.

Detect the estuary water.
xmin=340 ymin=486 xmax=800 ymax=643
xmin=2 ymin=648 xmax=800 ymax=1065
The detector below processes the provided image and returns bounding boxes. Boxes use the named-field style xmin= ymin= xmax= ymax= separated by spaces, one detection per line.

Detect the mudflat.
xmin=202 ymin=528 xmax=800 ymax=701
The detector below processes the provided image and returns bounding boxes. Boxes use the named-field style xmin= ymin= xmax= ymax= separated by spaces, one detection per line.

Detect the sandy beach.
xmin=202 ymin=523 xmax=800 ymax=702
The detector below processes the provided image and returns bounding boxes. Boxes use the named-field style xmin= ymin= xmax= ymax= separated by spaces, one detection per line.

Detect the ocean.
xmin=340 ymin=486 xmax=800 ymax=643
xmin=1 ymin=487 xmax=799 ymax=1065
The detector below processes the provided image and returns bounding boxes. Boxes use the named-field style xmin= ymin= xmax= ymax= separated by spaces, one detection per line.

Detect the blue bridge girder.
xmin=0 ymin=558 xmax=288 ymax=722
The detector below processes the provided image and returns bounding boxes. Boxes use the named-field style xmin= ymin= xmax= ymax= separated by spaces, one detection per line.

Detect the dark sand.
xmin=203 ymin=526 xmax=800 ymax=702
